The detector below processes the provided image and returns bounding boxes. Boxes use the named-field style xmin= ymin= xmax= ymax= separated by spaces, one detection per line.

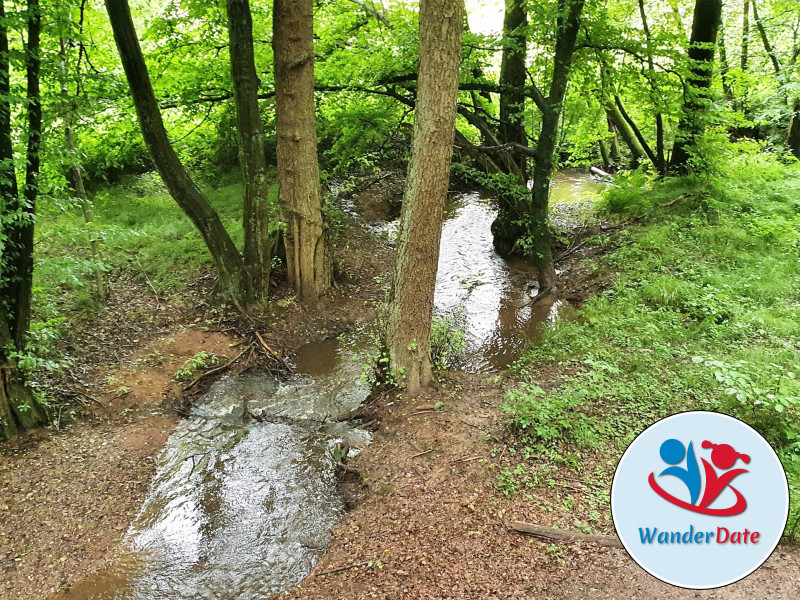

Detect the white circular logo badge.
xmin=611 ymin=411 xmax=789 ymax=589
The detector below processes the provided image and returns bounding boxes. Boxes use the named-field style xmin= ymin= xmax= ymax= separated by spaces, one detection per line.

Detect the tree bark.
xmin=605 ymin=98 xmax=645 ymax=165
xmin=386 ymin=0 xmax=463 ymax=393
xmin=226 ymin=0 xmax=271 ymax=303
xmin=59 ymin=29 xmax=107 ymax=299
xmin=669 ymin=0 xmax=723 ymax=173
xmin=0 ymin=0 xmax=48 ymax=440
xmin=788 ymin=97 xmax=800 ymax=159
xmin=741 ymin=0 xmax=750 ymax=72
xmin=528 ymin=0 xmax=585 ymax=291
xmin=104 ymin=0 xmax=245 ymax=299
xmin=718 ymin=23 xmax=735 ymax=101
xmin=499 ymin=0 xmax=528 ymax=180
xmin=273 ymin=0 xmax=333 ymax=304
xmin=638 ymin=0 xmax=665 ymax=174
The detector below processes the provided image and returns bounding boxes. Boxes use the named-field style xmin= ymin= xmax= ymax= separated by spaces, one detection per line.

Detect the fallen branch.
xmin=254 ymin=330 xmax=291 ymax=371
xmin=509 ymin=521 xmax=623 ymax=549
xmin=410 ymin=448 xmax=434 ymax=459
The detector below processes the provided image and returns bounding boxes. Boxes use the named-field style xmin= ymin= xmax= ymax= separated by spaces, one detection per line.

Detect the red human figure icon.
xmin=698 ymin=441 xmax=750 ymax=511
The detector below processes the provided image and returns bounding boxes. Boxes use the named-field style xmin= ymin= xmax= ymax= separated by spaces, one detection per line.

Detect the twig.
xmin=255 ymin=331 xmax=291 ymax=370
xmin=410 ymin=448 xmax=434 ymax=459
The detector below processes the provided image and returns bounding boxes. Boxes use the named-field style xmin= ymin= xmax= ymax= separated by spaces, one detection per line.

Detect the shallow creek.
xmin=57 ymin=173 xmax=602 ymax=599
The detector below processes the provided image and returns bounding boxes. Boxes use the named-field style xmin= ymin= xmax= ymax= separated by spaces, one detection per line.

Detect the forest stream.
xmin=58 ymin=173 xmax=603 ymax=600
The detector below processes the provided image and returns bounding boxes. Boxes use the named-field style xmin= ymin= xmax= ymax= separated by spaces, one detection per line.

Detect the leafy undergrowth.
xmin=503 ymin=155 xmax=800 ymax=541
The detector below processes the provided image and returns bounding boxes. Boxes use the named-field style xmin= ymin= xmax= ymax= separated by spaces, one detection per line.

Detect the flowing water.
xmin=434 ymin=171 xmax=603 ymax=371
xmin=56 ymin=173 xmax=602 ymax=600
xmin=58 ymin=342 xmax=371 ymax=600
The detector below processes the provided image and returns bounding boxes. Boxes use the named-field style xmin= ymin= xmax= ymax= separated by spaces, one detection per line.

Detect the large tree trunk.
xmin=499 ymin=0 xmax=528 ymax=180
xmin=273 ymin=0 xmax=332 ymax=304
xmin=386 ymin=0 xmax=463 ymax=393
xmin=104 ymin=0 xmax=245 ymax=299
xmin=669 ymin=0 xmax=723 ymax=172
xmin=226 ymin=0 xmax=271 ymax=303
xmin=0 ymin=0 xmax=48 ymax=440
xmin=528 ymin=0 xmax=585 ymax=292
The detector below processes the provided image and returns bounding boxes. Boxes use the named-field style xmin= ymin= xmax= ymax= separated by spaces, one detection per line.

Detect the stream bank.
xmin=3 ymin=171 xmax=615 ymax=599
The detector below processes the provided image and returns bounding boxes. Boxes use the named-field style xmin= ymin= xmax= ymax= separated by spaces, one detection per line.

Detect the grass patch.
xmin=503 ymin=156 xmax=800 ymax=540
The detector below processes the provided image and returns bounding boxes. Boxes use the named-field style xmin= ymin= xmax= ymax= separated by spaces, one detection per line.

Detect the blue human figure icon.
xmin=658 ymin=438 xmax=701 ymax=505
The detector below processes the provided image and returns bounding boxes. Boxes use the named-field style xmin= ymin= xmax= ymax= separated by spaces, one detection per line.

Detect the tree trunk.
xmin=669 ymin=0 xmax=723 ymax=173
xmin=741 ymin=0 xmax=750 ymax=72
xmin=718 ymin=23 xmax=735 ymax=101
xmin=638 ymin=0 xmax=665 ymax=174
xmin=605 ymin=98 xmax=644 ymax=165
xmin=273 ymin=0 xmax=333 ymax=305
xmin=104 ymin=0 xmax=245 ymax=299
xmin=226 ymin=0 xmax=271 ymax=303
xmin=386 ymin=0 xmax=463 ymax=393
xmin=788 ymin=98 xmax=800 ymax=159
xmin=0 ymin=0 xmax=48 ymax=440
xmin=59 ymin=33 xmax=107 ymax=299
xmin=499 ymin=0 xmax=528 ymax=180
xmin=751 ymin=0 xmax=781 ymax=74
xmin=528 ymin=0 xmax=585 ymax=291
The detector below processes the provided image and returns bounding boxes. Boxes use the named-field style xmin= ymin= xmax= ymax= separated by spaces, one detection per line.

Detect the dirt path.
xmin=287 ymin=373 xmax=800 ymax=600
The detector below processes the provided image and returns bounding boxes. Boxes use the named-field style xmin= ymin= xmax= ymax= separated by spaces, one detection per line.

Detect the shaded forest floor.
xmin=2 ymin=168 xmax=800 ymax=599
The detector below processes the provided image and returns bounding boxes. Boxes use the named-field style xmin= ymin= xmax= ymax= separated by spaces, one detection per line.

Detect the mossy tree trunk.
xmin=226 ymin=0 xmax=271 ymax=303
xmin=385 ymin=0 xmax=463 ymax=393
xmin=527 ymin=0 xmax=585 ymax=292
xmin=273 ymin=0 xmax=332 ymax=305
xmin=669 ymin=0 xmax=723 ymax=172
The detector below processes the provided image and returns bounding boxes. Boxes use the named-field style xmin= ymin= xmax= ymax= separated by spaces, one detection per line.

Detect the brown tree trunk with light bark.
xmin=386 ymin=0 xmax=463 ymax=393
xmin=273 ymin=0 xmax=332 ymax=304
xmin=227 ymin=0 xmax=271 ymax=303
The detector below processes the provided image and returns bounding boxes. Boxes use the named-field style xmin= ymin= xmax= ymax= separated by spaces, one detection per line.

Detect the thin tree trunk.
xmin=752 ymin=0 xmax=780 ymax=74
xmin=669 ymin=0 xmax=723 ymax=172
xmin=273 ymin=0 xmax=332 ymax=304
xmin=104 ymin=0 xmax=245 ymax=299
xmin=788 ymin=98 xmax=800 ymax=159
xmin=386 ymin=0 xmax=463 ymax=393
xmin=615 ymin=95 xmax=659 ymax=168
xmin=59 ymin=33 xmax=107 ymax=299
xmin=638 ymin=0 xmax=665 ymax=174
xmin=751 ymin=0 xmax=799 ymax=158
xmin=741 ymin=0 xmax=750 ymax=71
xmin=605 ymin=99 xmax=644 ymax=165
xmin=226 ymin=0 xmax=271 ymax=303
xmin=718 ymin=23 xmax=735 ymax=101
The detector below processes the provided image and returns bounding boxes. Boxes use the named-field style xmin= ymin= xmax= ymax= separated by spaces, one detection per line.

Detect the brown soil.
xmin=289 ymin=373 xmax=800 ymax=599
xmin=3 ymin=180 xmax=798 ymax=600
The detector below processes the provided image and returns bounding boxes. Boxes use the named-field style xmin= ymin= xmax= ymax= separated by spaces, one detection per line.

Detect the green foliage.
xmin=430 ymin=310 xmax=467 ymax=371
xmin=173 ymin=351 xmax=223 ymax=382
xmin=505 ymin=154 xmax=800 ymax=539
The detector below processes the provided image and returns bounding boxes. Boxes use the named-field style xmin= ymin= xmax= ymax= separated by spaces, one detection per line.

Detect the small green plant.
xmin=430 ymin=309 xmax=468 ymax=371
xmin=173 ymin=351 xmax=222 ymax=382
